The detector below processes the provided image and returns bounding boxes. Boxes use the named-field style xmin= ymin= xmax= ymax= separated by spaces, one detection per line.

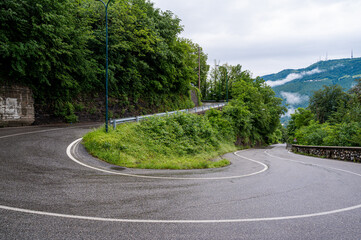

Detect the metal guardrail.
xmin=110 ymin=103 xmax=227 ymax=129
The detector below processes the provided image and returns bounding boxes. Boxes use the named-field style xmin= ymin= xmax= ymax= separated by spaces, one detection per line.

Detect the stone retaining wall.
xmin=292 ymin=144 xmax=361 ymax=163
xmin=0 ymin=85 xmax=35 ymax=127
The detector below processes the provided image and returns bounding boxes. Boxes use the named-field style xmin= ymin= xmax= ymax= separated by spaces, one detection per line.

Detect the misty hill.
xmin=262 ymin=57 xmax=361 ymax=122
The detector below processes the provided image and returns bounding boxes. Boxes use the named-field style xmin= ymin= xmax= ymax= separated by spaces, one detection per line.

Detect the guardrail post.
xmin=112 ymin=120 xmax=116 ymax=129
xmin=136 ymin=116 xmax=140 ymax=122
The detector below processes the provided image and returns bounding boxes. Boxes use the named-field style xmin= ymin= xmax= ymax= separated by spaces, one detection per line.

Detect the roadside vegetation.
xmin=83 ymin=113 xmax=235 ymax=169
xmin=1 ymin=0 xmax=287 ymax=168
xmin=83 ymin=70 xmax=286 ymax=169
xmin=0 ymin=0 xmax=208 ymax=121
xmin=286 ymin=79 xmax=361 ymax=147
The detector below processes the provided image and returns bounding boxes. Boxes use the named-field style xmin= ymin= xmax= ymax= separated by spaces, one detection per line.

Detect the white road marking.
xmin=1 ymin=131 xmax=361 ymax=223
xmin=265 ymin=150 xmax=361 ymax=177
xmin=67 ymin=138 xmax=268 ymax=180
xmin=1 ymin=203 xmax=360 ymax=223
xmin=0 ymin=128 xmax=62 ymax=139
xmin=0 ymin=124 xmax=100 ymax=139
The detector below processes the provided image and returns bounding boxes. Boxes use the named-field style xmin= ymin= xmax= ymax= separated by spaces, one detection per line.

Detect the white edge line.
xmin=0 ymin=124 xmax=100 ymax=139
xmin=2 ymin=137 xmax=360 ymax=223
xmin=264 ymin=150 xmax=361 ymax=177
xmin=1 ymin=203 xmax=360 ymax=223
xmin=0 ymin=128 xmax=62 ymax=139
xmin=66 ymin=138 xmax=268 ymax=180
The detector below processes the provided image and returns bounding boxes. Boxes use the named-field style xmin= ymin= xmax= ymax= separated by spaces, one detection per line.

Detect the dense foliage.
xmin=202 ymin=64 xmax=286 ymax=145
xmin=202 ymin=63 xmax=245 ymax=101
xmin=83 ymin=66 xmax=286 ymax=169
xmin=0 ymin=0 xmax=97 ymax=120
xmin=83 ymin=113 xmax=235 ymax=169
xmin=0 ymin=0 xmax=208 ymax=121
xmin=287 ymin=79 xmax=361 ymax=146
xmin=308 ymin=85 xmax=349 ymax=123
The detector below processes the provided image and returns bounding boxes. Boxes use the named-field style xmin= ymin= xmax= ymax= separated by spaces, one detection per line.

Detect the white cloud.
xmin=151 ymin=0 xmax=361 ymax=76
xmin=266 ymin=68 xmax=323 ymax=87
xmin=284 ymin=106 xmax=296 ymax=118
xmin=280 ymin=92 xmax=309 ymax=105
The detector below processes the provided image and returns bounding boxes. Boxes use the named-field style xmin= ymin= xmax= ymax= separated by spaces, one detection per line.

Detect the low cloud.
xmin=284 ymin=106 xmax=296 ymax=117
xmin=280 ymin=91 xmax=309 ymax=105
xmin=266 ymin=68 xmax=323 ymax=87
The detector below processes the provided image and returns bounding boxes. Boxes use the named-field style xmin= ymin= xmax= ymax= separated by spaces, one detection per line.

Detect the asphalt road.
xmin=1 ymin=124 xmax=360 ymax=240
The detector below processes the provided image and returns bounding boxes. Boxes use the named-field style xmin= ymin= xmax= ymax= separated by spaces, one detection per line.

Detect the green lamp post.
xmin=97 ymin=0 xmax=111 ymax=132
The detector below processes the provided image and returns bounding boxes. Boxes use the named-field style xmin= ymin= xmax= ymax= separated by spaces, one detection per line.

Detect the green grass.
xmin=82 ymin=113 xmax=237 ymax=169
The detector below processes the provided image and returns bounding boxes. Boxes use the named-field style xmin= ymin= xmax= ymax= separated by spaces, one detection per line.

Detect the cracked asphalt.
xmin=1 ymin=124 xmax=361 ymax=240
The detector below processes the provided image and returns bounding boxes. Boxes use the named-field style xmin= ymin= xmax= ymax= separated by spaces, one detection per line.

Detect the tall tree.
xmin=0 ymin=0 xmax=97 ymax=103
xmin=224 ymin=69 xmax=286 ymax=145
xmin=309 ymin=85 xmax=349 ymax=123
xmin=1 ymin=0 xmax=209 ymax=121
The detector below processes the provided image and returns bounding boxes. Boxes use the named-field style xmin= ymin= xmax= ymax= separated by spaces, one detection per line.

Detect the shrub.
xmin=83 ymin=112 xmax=236 ymax=169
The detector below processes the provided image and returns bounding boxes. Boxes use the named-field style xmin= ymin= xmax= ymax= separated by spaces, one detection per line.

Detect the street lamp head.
xmin=96 ymin=0 xmax=111 ymax=7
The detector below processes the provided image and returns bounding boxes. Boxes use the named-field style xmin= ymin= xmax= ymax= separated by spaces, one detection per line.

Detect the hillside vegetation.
xmin=83 ymin=113 xmax=235 ymax=169
xmin=0 ymin=0 xmax=208 ymax=122
xmin=263 ymin=58 xmax=361 ymax=122
xmin=286 ymin=80 xmax=361 ymax=147
xmin=83 ymin=70 xmax=286 ymax=169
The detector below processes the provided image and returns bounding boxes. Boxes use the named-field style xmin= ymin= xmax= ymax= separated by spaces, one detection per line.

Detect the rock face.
xmin=0 ymin=85 xmax=34 ymax=127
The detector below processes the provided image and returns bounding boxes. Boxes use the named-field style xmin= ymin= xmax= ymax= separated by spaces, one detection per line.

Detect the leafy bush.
xmin=83 ymin=112 xmax=236 ymax=169
xmin=205 ymin=109 xmax=235 ymax=143
xmin=294 ymin=121 xmax=328 ymax=146
xmin=293 ymin=121 xmax=361 ymax=147
xmin=323 ymin=122 xmax=361 ymax=146
xmin=55 ymin=101 xmax=78 ymax=123
xmin=288 ymin=81 xmax=361 ymax=147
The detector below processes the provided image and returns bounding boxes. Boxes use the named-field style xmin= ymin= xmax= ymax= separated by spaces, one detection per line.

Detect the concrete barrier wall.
xmin=292 ymin=144 xmax=361 ymax=163
xmin=0 ymin=85 xmax=35 ymax=127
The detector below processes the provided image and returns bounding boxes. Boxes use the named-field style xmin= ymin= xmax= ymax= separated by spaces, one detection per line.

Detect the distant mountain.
xmin=262 ymin=57 xmax=361 ymax=123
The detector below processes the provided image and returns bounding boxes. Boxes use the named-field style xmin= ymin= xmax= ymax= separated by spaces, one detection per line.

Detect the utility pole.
xmin=214 ymin=60 xmax=219 ymax=101
xmin=226 ymin=69 xmax=228 ymax=103
xmin=198 ymin=47 xmax=201 ymax=90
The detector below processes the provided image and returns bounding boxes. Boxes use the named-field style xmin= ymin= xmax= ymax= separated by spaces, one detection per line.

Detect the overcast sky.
xmin=151 ymin=0 xmax=361 ymax=77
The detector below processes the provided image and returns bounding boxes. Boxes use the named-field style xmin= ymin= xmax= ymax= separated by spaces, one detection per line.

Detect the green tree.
xmin=179 ymin=39 xmax=209 ymax=94
xmin=291 ymin=80 xmax=361 ymax=147
xmin=1 ymin=0 xmax=207 ymax=121
xmin=294 ymin=121 xmax=329 ymax=146
xmin=203 ymin=63 xmax=246 ymax=101
xmin=309 ymin=85 xmax=349 ymax=123
xmin=0 ymin=0 xmax=97 ymax=111
xmin=286 ymin=108 xmax=314 ymax=141
xmin=349 ymin=78 xmax=361 ymax=101
xmin=222 ymin=101 xmax=252 ymax=145
xmin=224 ymin=71 xmax=286 ymax=145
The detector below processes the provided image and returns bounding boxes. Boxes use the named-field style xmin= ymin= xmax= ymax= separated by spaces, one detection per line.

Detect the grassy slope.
xmin=83 ymin=113 xmax=237 ymax=169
